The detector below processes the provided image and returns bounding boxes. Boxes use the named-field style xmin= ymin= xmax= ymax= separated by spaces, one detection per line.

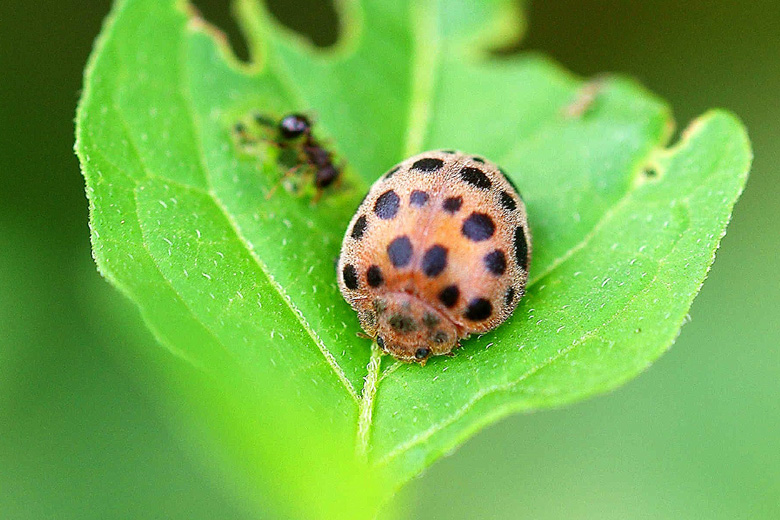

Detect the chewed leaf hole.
xmin=265 ymin=0 xmax=339 ymax=47
xmin=190 ymin=1 xmax=251 ymax=62
xmin=190 ymin=0 xmax=339 ymax=64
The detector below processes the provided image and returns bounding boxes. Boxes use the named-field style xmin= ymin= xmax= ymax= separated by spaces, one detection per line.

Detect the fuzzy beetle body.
xmin=338 ymin=150 xmax=531 ymax=364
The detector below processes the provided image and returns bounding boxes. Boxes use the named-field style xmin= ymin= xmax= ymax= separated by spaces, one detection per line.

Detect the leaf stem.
xmin=357 ymin=341 xmax=383 ymax=458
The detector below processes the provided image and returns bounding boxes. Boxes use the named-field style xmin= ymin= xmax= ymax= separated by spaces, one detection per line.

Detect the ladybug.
xmin=337 ymin=150 xmax=531 ymax=365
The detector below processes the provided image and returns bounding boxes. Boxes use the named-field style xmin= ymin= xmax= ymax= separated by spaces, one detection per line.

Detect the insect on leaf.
xmin=76 ymin=0 xmax=751 ymax=517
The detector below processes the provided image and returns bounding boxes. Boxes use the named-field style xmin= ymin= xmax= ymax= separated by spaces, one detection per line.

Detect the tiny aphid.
xmin=337 ymin=150 xmax=531 ymax=365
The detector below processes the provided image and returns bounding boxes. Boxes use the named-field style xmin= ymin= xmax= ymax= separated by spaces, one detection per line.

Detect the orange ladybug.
xmin=337 ymin=150 xmax=531 ymax=364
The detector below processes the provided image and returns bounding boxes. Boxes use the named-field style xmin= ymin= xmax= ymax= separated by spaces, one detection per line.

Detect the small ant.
xmin=251 ymin=113 xmax=342 ymax=200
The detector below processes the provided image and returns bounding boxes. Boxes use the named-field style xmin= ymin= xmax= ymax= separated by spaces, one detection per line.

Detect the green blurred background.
xmin=1 ymin=1 xmax=777 ymax=518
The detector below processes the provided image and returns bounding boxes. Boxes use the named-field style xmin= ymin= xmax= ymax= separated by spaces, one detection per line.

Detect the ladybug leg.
xmin=445 ymin=340 xmax=461 ymax=357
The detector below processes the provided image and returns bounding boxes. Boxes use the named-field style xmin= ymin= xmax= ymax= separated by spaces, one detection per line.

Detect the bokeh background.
xmin=1 ymin=1 xmax=777 ymax=518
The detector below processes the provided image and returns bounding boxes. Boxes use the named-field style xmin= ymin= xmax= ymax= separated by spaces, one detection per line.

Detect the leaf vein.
xmin=357 ymin=342 xmax=382 ymax=456
xmin=86 ymin=144 xmax=236 ymax=373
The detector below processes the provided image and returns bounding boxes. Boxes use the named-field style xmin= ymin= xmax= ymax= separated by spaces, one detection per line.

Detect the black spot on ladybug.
xmin=442 ymin=196 xmax=463 ymax=213
xmin=412 ymin=157 xmax=444 ymax=172
xmin=460 ymin=167 xmax=492 ymax=189
xmin=514 ymin=226 xmax=529 ymax=270
xmin=484 ymin=250 xmax=507 ymax=276
xmin=342 ymin=264 xmax=358 ymax=290
xmin=389 ymin=314 xmax=417 ymax=333
xmin=422 ymin=245 xmax=448 ymax=277
xmin=465 ymin=298 xmax=492 ymax=321
xmin=374 ymin=190 xmax=400 ymax=220
xmin=385 ymin=165 xmax=401 ymax=179
xmin=433 ymin=331 xmax=449 ymax=344
xmin=438 ymin=285 xmax=460 ymax=308
xmin=376 ymin=335 xmax=386 ymax=349
xmin=462 ymin=212 xmax=495 ymax=241
xmin=351 ymin=215 xmax=367 ymax=240
xmin=499 ymin=191 xmax=517 ymax=211
xmin=472 ymin=157 xmax=485 ymax=164
xmin=415 ymin=347 xmax=430 ymax=359
xmin=410 ymin=190 xmax=430 ymax=207
xmin=367 ymin=265 xmax=383 ymax=287
xmin=422 ymin=313 xmax=440 ymax=328
xmin=387 ymin=236 xmax=413 ymax=267
xmin=505 ymin=287 xmax=516 ymax=306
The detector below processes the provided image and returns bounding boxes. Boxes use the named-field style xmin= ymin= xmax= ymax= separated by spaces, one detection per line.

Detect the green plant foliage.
xmin=76 ymin=0 xmax=751 ymax=517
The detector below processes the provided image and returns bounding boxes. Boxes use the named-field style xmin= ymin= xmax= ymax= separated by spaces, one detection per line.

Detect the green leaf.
xmin=76 ymin=0 xmax=751 ymax=517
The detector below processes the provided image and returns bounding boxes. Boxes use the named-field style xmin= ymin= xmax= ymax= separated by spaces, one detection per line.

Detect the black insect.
xmin=254 ymin=113 xmax=342 ymax=199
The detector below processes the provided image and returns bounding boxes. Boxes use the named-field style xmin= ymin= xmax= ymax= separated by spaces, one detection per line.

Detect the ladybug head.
xmin=370 ymin=292 xmax=458 ymax=365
